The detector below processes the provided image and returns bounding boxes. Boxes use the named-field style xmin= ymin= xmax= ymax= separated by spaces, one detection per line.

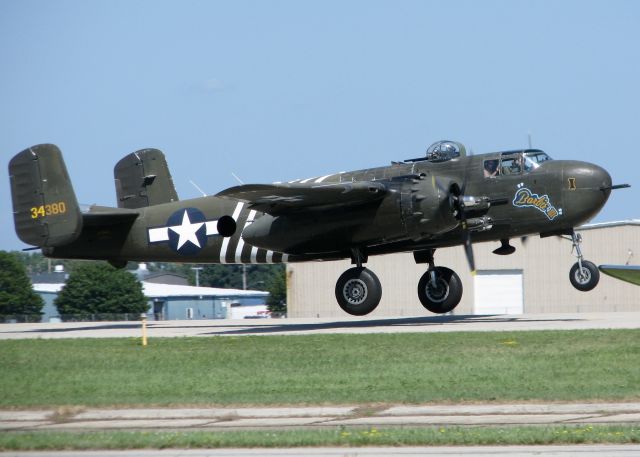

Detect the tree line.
xmin=0 ymin=251 xmax=286 ymax=319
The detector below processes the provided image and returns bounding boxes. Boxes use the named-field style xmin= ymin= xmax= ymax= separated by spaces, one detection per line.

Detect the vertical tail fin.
xmin=8 ymin=144 xmax=82 ymax=247
xmin=114 ymin=148 xmax=179 ymax=209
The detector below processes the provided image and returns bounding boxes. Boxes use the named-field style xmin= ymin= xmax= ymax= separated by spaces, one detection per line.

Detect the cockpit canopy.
xmin=424 ymin=140 xmax=466 ymax=162
xmin=523 ymin=150 xmax=552 ymax=171
xmin=484 ymin=150 xmax=553 ymax=178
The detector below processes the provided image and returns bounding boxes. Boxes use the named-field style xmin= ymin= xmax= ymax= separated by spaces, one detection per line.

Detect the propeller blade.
xmin=432 ymin=176 xmax=449 ymax=196
xmin=463 ymin=230 xmax=476 ymax=273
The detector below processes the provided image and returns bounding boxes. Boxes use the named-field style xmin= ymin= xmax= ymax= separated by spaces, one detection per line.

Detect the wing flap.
xmin=216 ymin=182 xmax=387 ymax=214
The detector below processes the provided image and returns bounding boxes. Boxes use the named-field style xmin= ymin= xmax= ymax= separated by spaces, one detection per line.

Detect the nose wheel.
xmin=567 ymin=231 xmax=600 ymax=291
xmin=570 ymin=260 xmax=599 ymax=291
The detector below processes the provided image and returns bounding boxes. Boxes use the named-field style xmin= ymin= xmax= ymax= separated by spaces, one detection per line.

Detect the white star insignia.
xmin=169 ymin=210 xmax=205 ymax=249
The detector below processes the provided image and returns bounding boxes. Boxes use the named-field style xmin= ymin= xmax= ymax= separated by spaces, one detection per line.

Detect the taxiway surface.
xmin=1 ymin=312 xmax=640 ymax=339
xmin=2 ymin=403 xmax=640 ymax=432
xmin=3 ymin=445 xmax=640 ymax=456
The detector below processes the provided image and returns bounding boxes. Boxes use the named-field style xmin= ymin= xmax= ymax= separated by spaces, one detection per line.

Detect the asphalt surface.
xmin=3 ymin=446 xmax=640 ymax=456
xmin=2 ymin=402 xmax=640 ymax=432
xmin=1 ymin=312 xmax=640 ymax=339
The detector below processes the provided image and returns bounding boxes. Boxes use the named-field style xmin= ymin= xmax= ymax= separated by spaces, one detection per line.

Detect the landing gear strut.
xmin=568 ymin=231 xmax=599 ymax=291
xmin=415 ymin=249 xmax=463 ymax=314
xmin=335 ymin=248 xmax=382 ymax=316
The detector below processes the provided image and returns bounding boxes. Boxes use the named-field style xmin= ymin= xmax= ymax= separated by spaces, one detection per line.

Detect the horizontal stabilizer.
xmin=81 ymin=206 xmax=139 ymax=227
xmin=217 ymin=181 xmax=387 ymax=215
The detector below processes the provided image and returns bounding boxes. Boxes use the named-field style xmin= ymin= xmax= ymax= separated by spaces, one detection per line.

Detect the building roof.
xmin=579 ymin=219 xmax=640 ymax=231
xmin=33 ymin=282 xmax=269 ymax=298
xmin=142 ymin=282 xmax=268 ymax=298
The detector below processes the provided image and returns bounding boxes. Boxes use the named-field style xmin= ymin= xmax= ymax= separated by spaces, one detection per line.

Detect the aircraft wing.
xmin=216 ymin=182 xmax=387 ymax=215
xmin=598 ymin=265 xmax=640 ymax=286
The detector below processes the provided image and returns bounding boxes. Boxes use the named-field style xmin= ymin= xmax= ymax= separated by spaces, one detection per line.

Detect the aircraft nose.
xmin=568 ymin=162 xmax=611 ymax=191
xmin=563 ymin=161 xmax=612 ymax=223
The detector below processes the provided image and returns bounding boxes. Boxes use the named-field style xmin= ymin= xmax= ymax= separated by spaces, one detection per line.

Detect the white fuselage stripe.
xmin=235 ymin=210 xmax=257 ymax=263
xmin=314 ymin=174 xmax=333 ymax=183
xmin=220 ymin=202 xmax=244 ymax=263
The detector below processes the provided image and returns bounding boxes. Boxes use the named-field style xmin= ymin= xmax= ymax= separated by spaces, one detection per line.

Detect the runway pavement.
xmin=3 ymin=445 xmax=640 ymax=457
xmin=2 ymin=402 xmax=640 ymax=432
xmin=1 ymin=312 xmax=640 ymax=339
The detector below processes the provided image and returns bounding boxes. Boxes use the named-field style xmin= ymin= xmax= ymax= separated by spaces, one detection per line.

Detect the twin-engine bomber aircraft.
xmin=9 ymin=141 xmax=629 ymax=316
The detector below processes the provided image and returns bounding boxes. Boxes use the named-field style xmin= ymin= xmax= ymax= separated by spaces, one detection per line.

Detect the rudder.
xmin=114 ymin=148 xmax=179 ymax=209
xmin=9 ymin=144 xmax=82 ymax=247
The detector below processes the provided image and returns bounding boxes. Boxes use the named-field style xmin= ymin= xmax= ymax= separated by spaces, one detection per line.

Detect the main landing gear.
xmin=567 ymin=231 xmax=599 ymax=291
xmin=335 ymin=267 xmax=382 ymax=316
xmin=335 ymin=248 xmax=383 ymax=316
xmin=416 ymin=250 xmax=463 ymax=314
xmin=334 ymin=248 xmax=463 ymax=316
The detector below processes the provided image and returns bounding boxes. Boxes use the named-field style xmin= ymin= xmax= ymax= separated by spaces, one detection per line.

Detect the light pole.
xmin=191 ymin=266 xmax=203 ymax=287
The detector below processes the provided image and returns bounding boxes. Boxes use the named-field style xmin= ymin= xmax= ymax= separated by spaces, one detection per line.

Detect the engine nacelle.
xmin=400 ymin=176 xmax=460 ymax=240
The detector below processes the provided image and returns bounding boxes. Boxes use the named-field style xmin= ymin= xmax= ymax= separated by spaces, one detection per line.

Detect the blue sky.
xmin=1 ymin=0 xmax=638 ymax=251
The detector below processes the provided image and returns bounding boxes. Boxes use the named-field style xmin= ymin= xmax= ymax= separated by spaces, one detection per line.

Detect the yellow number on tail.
xmin=29 ymin=202 xmax=67 ymax=219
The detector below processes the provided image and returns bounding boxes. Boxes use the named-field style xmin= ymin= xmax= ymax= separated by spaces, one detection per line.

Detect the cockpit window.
xmin=501 ymin=155 xmax=522 ymax=175
xmin=523 ymin=151 xmax=552 ymax=171
xmin=425 ymin=140 xmax=462 ymax=162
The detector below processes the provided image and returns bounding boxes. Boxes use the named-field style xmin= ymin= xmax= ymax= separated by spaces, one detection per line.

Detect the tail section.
xmin=9 ymin=144 xmax=82 ymax=247
xmin=114 ymin=148 xmax=179 ymax=209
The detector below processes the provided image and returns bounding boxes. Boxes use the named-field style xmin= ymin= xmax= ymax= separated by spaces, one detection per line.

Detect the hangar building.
xmin=287 ymin=220 xmax=639 ymax=317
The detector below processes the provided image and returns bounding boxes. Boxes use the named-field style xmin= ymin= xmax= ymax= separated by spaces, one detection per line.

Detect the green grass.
xmin=1 ymin=426 xmax=640 ymax=450
xmin=0 ymin=330 xmax=639 ymax=407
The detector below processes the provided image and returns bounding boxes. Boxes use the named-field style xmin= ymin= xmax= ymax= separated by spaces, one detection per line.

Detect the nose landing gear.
xmin=567 ymin=231 xmax=600 ymax=291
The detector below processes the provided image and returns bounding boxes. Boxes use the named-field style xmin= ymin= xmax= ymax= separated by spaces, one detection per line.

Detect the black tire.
xmin=569 ymin=260 xmax=600 ymax=291
xmin=417 ymin=267 xmax=463 ymax=314
xmin=335 ymin=267 xmax=382 ymax=316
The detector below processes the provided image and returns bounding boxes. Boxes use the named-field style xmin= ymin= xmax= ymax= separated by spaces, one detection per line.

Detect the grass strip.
xmin=1 ymin=425 xmax=640 ymax=450
xmin=1 ymin=329 xmax=639 ymax=407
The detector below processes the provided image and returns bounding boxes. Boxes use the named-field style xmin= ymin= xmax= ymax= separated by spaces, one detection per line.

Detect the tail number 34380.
xmin=30 ymin=202 xmax=67 ymax=219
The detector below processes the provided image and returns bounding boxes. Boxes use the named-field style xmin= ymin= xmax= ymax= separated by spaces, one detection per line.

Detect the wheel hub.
xmin=425 ymin=278 xmax=449 ymax=303
xmin=343 ymin=279 xmax=368 ymax=305
xmin=574 ymin=267 xmax=591 ymax=284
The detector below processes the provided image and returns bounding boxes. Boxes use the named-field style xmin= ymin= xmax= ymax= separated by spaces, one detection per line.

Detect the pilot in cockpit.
xmin=484 ymin=159 xmax=499 ymax=178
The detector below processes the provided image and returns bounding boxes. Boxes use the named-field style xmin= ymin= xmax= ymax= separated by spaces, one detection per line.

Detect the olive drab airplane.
xmin=9 ymin=141 xmax=629 ymax=316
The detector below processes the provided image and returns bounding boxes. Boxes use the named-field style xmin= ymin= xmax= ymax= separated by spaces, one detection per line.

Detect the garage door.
xmin=474 ymin=270 xmax=524 ymax=315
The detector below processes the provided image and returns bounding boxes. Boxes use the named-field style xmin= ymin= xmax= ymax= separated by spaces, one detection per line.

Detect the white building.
xmin=34 ymin=282 xmax=269 ymax=322
xmin=287 ymin=220 xmax=640 ymax=317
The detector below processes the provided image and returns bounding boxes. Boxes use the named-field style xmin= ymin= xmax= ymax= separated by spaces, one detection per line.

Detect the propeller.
xmin=453 ymin=172 xmax=476 ymax=274
xmin=432 ymin=173 xmax=476 ymax=273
